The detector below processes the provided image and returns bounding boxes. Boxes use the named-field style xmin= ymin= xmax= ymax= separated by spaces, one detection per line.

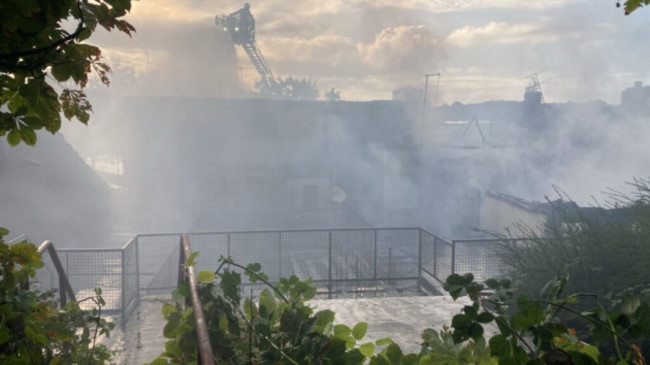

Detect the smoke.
xmin=6 ymin=0 xmax=649 ymax=247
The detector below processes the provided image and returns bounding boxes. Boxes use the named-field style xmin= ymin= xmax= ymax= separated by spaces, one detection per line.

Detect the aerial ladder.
xmin=216 ymin=3 xmax=279 ymax=95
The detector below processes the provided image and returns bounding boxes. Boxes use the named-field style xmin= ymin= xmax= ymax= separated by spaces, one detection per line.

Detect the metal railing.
xmin=31 ymin=227 xmax=533 ymax=325
xmin=33 ymin=241 xmax=77 ymax=307
xmin=178 ymin=234 xmax=215 ymax=365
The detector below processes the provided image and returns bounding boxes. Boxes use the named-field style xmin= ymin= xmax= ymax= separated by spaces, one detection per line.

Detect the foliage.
xmin=498 ymin=179 xmax=650 ymax=300
xmin=441 ymin=273 xmax=649 ymax=364
xmin=148 ymin=256 xmax=375 ymax=364
xmin=256 ymin=76 xmax=319 ymax=100
xmin=325 ymin=87 xmax=341 ymax=102
xmin=0 ymin=0 xmax=135 ymax=146
xmin=151 ymin=255 xmax=649 ymax=364
xmin=617 ymin=0 xmax=650 ymax=14
xmin=0 ymin=228 xmax=115 ymax=364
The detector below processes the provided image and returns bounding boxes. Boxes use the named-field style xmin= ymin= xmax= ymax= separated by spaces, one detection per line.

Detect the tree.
xmin=325 ymin=87 xmax=341 ymax=102
xmin=618 ymin=0 xmax=650 ymax=14
xmin=0 ymin=0 xmax=135 ymax=146
xmin=498 ymin=178 xmax=650 ymax=299
xmin=278 ymin=76 xmax=319 ymax=100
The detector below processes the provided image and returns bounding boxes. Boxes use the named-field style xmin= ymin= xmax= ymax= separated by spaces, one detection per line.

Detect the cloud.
xmin=358 ymin=25 xmax=444 ymax=74
xmin=446 ymin=18 xmax=616 ymax=47
xmin=262 ymin=34 xmax=359 ymax=75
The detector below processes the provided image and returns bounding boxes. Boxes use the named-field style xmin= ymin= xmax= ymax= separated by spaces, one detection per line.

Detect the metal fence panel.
xmin=419 ymin=230 xmax=454 ymax=283
xmin=137 ymin=234 xmax=181 ymax=293
xmin=376 ymin=228 xmax=419 ymax=279
xmin=187 ymin=232 xmax=229 ymax=273
xmin=453 ymin=239 xmax=506 ymax=283
xmin=34 ymin=228 xmax=538 ymax=325
xmin=230 ymin=232 xmax=282 ymax=282
xmin=122 ymin=237 xmax=139 ymax=319
xmin=331 ymin=229 xmax=375 ymax=281
xmin=279 ymin=230 xmax=329 ymax=281
xmin=33 ymin=249 xmax=61 ymax=302
xmin=420 ymin=230 xmax=435 ymax=278
xmin=61 ymin=249 xmax=123 ymax=311
xmin=435 ymin=237 xmax=453 ymax=281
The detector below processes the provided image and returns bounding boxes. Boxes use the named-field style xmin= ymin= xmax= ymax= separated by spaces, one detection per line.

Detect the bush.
xmin=151 ymin=256 xmax=649 ymax=364
xmin=498 ymin=179 xmax=650 ymax=299
xmin=0 ymin=228 xmax=115 ymax=364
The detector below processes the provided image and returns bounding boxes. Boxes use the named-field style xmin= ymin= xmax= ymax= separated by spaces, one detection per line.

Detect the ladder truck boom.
xmin=216 ymin=3 xmax=278 ymax=94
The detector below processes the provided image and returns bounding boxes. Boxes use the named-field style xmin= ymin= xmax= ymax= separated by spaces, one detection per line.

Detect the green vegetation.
xmin=151 ymin=256 xmax=649 ymax=364
xmin=0 ymin=228 xmax=115 ymax=364
xmin=498 ymin=178 xmax=650 ymax=300
xmin=619 ymin=0 xmax=650 ymax=14
xmin=0 ymin=0 xmax=135 ymax=146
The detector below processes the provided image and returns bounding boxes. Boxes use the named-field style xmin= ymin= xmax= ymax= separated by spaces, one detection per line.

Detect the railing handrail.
xmin=37 ymin=240 xmax=77 ymax=306
xmin=7 ymin=234 xmax=28 ymax=244
xmin=179 ymin=234 xmax=216 ymax=365
xmin=136 ymin=226 xmax=423 ymax=238
xmin=419 ymin=228 xmax=454 ymax=246
xmin=451 ymin=237 xmax=539 ymax=244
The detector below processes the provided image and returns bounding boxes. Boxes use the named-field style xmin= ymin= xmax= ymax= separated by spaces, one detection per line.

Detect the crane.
xmin=216 ymin=3 xmax=279 ymax=95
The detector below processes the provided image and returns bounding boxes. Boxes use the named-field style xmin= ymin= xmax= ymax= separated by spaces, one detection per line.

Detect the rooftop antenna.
xmin=525 ymin=70 xmax=547 ymax=104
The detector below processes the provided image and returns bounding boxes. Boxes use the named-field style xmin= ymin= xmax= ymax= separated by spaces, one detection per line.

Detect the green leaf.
xmin=485 ymin=278 xmax=499 ymax=289
xmin=185 ymin=251 xmax=199 ymax=267
xmin=51 ymin=64 xmax=72 ymax=82
xmin=451 ymin=313 xmax=472 ymax=328
xmin=258 ymin=288 xmax=276 ymax=320
xmin=567 ymin=350 xmax=599 ymax=365
xmin=352 ymin=322 xmax=368 ymax=340
xmin=384 ymin=343 xmax=403 ymax=365
xmin=220 ymin=270 xmax=241 ymax=302
xmin=196 ymin=270 xmax=215 ymax=283
xmin=313 ymin=309 xmax=335 ymax=334
xmin=0 ymin=326 xmax=10 ymax=346
xmin=621 ymin=295 xmax=641 ymax=316
xmin=360 ymin=342 xmax=375 ymax=357
xmin=476 ymin=311 xmax=495 ymax=323
xmin=333 ymin=324 xmax=351 ymax=339
xmin=376 ymin=337 xmax=393 ymax=346
xmin=489 ymin=334 xmax=511 ymax=358
xmin=512 ymin=298 xmax=544 ymax=329
xmin=161 ymin=303 xmax=176 ymax=318
xmin=19 ymin=125 xmax=37 ymax=145
xmin=148 ymin=358 xmax=170 ymax=365
xmin=7 ymin=129 xmax=20 ymax=146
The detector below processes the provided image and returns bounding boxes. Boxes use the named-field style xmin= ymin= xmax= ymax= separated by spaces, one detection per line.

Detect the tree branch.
xmin=0 ymin=0 xmax=86 ymax=66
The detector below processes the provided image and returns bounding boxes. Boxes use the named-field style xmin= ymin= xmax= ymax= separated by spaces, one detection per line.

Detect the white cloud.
xmin=446 ymin=19 xmax=616 ymax=47
xmin=357 ymin=25 xmax=444 ymax=74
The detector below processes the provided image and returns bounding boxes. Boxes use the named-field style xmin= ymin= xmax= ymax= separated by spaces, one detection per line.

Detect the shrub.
xmin=0 ymin=228 xmax=115 ymax=364
xmin=151 ymin=256 xmax=649 ymax=364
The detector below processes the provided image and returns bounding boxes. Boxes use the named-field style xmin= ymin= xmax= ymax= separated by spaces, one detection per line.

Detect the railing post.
xmin=227 ymin=233 xmax=231 ymax=258
xmin=388 ymin=248 xmax=393 ymax=279
xmin=59 ymin=276 xmax=66 ymax=307
xmin=121 ymin=249 xmax=126 ymax=321
xmin=36 ymin=241 xmax=76 ymax=307
xmin=433 ymin=237 xmax=438 ymax=279
xmin=418 ymin=229 xmax=422 ymax=278
xmin=135 ymin=236 xmax=140 ymax=303
xmin=177 ymin=236 xmax=186 ymax=288
xmin=451 ymin=240 xmax=456 ymax=275
xmin=278 ymin=232 xmax=282 ymax=280
xmin=328 ymin=230 xmax=332 ymax=299
xmin=373 ymin=229 xmax=377 ymax=280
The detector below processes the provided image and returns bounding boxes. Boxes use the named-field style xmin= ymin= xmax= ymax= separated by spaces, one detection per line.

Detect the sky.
xmin=87 ymin=0 xmax=650 ymax=104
